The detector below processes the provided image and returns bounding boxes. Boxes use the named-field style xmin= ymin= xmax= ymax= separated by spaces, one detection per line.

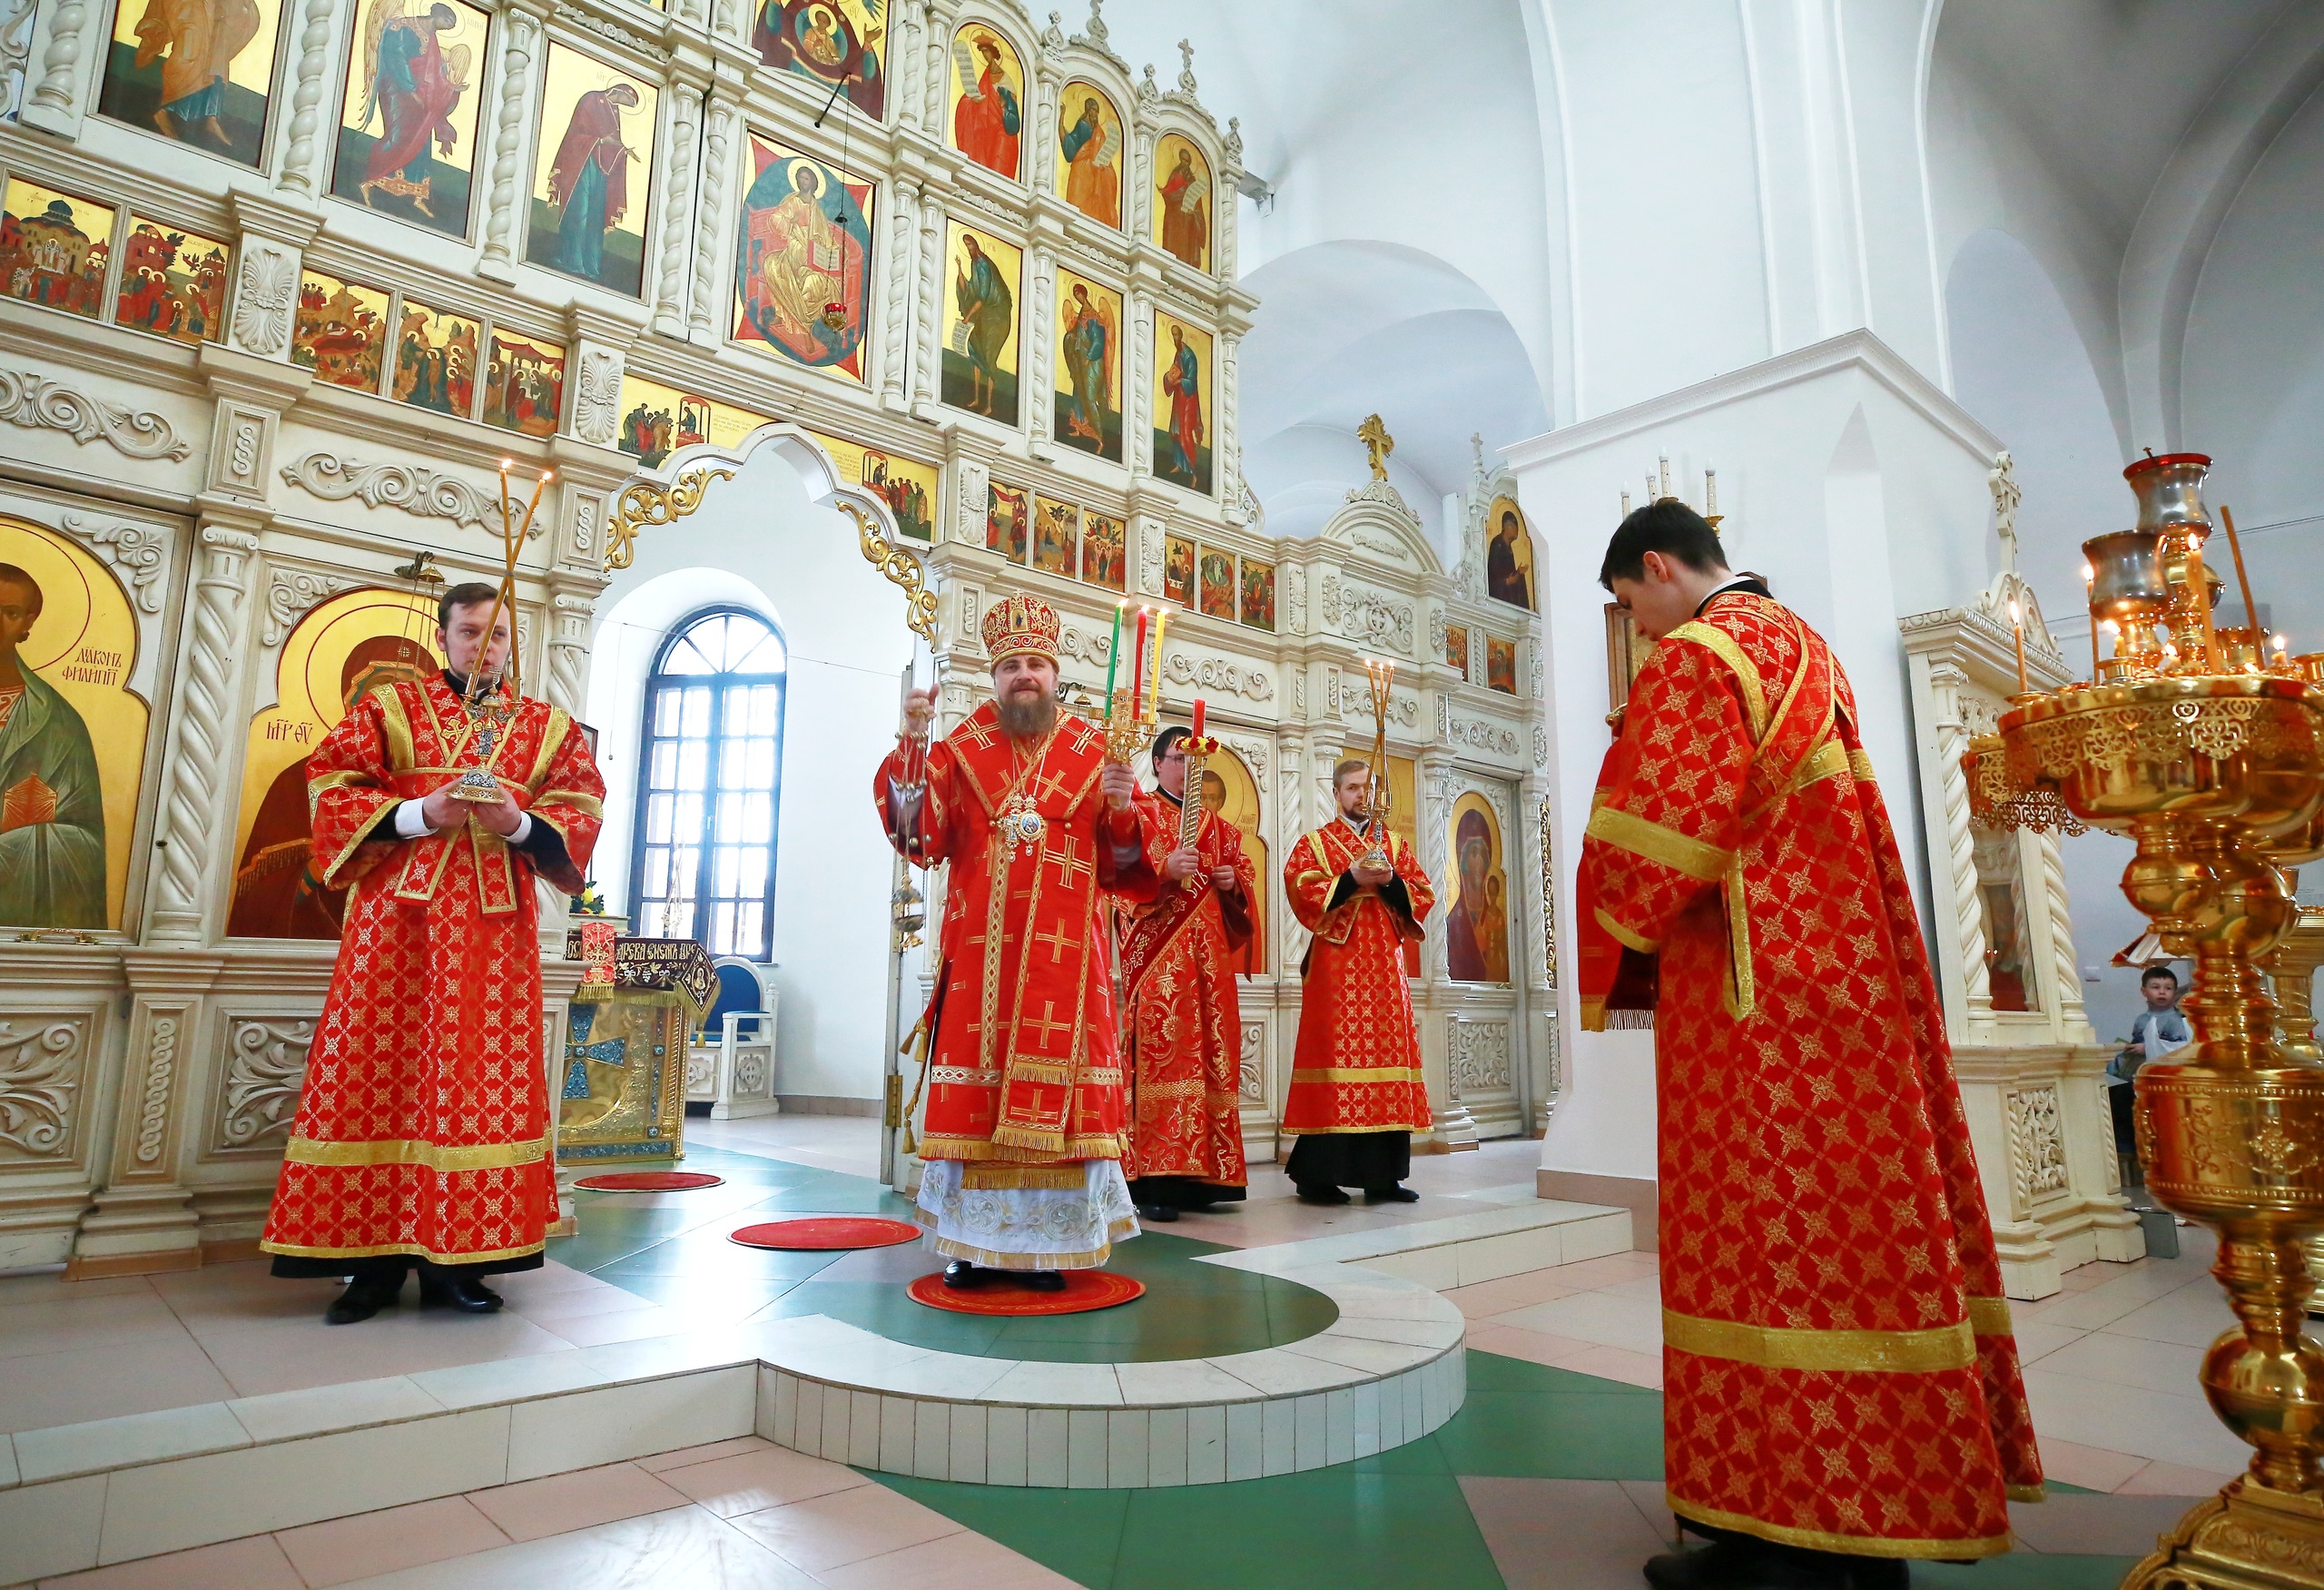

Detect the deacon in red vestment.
xmin=1281 ymin=757 xmax=1434 ymax=1203
xmin=1120 ymin=726 xmax=1254 ymax=1220
xmin=878 ymin=594 xmax=1154 ymax=1289
xmin=261 ymin=584 xmax=604 ymax=1325
xmin=1578 ymin=504 xmax=2042 ymax=1589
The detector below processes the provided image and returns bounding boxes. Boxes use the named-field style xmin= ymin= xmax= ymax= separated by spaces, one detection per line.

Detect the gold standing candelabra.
xmin=1965 ymin=453 xmax=2324 ymax=1590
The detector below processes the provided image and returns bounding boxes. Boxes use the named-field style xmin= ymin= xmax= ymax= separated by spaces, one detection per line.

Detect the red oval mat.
xmin=906 ymin=1269 xmax=1145 ymax=1316
xmin=729 ymin=1218 xmax=922 ymax=1250
xmin=573 ymin=1171 xmax=725 ymax=1192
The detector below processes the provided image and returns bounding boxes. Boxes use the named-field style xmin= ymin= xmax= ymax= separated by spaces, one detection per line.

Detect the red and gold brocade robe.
xmin=1119 ymin=791 xmax=1255 ymax=1186
xmin=1575 ymin=590 xmax=2042 ymax=1560
xmin=1282 ymin=819 xmax=1434 ymax=1135
xmin=261 ymin=676 xmax=604 ymax=1266
xmin=875 ymin=703 xmax=1157 ymax=1179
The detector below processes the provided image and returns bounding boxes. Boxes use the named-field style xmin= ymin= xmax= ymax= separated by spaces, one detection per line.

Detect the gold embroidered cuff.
xmin=1847 ymin=747 xmax=1877 ymax=784
xmin=1968 ymin=1295 xmax=2014 ymax=1335
xmin=1594 ymin=906 xmax=1659 ymax=955
xmin=1586 ymin=806 xmax=1733 ymax=884
xmin=1788 ymin=738 xmax=1849 ymax=795
xmin=285 ymin=1135 xmax=548 ymax=1172
xmin=1662 ymin=1308 xmax=1975 ymax=1374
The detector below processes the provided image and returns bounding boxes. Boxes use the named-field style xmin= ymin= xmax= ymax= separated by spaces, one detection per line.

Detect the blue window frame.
xmin=629 ymin=608 xmax=786 ymax=959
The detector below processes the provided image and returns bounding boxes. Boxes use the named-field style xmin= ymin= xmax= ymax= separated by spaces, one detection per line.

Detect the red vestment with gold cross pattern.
xmin=261 ymin=674 xmax=604 ymax=1269
xmin=1281 ymin=819 xmax=1434 ymax=1135
xmin=1574 ymin=588 xmax=2042 ymax=1561
xmin=1118 ymin=790 xmax=1254 ymax=1190
xmin=875 ymin=701 xmax=1157 ymax=1178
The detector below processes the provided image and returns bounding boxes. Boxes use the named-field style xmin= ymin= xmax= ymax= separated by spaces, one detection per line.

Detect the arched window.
xmin=631 ymin=609 xmax=787 ymax=958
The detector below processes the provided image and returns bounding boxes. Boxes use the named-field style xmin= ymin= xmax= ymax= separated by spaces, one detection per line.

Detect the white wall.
xmin=1508 ymin=332 xmax=1998 ymax=1182
xmin=586 ymin=445 xmax=912 ymax=1102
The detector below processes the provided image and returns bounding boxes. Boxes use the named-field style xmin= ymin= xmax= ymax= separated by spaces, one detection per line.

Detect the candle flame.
xmin=499 ymin=459 xmax=514 ymax=472
xmin=2102 ymin=619 xmax=2119 ymax=634
xmin=2082 ymin=563 xmax=2094 ymax=583
xmin=2274 ymin=633 xmax=2290 ymax=651
xmin=2008 ymin=598 xmax=2022 ymax=623
xmin=540 ymin=469 xmax=555 ymax=482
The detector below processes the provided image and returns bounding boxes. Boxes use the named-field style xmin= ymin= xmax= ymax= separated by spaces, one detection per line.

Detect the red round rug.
xmin=573 ymin=1171 xmax=725 ymax=1192
xmin=906 ymin=1269 xmax=1146 ymax=1316
xmin=729 ymin=1218 xmax=923 ymax=1250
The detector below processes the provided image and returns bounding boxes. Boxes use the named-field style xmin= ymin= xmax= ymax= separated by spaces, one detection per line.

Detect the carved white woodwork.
xmin=1239 ymin=1021 xmax=1263 ymax=1101
xmin=1448 ymin=1019 xmax=1511 ymax=1092
xmin=0 ymin=369 xmax=192 ymax=460
xmin=28 ymin=0 xmax=89 ymax=121
xmin=573 ymin=350 xmax=623 ymax=447
xmin=1161 ymin=650 xmax=1271 ymax=700
xmin=651 ymin=89 xmax=704 ymax=336
xmin=262 ymin=568 xmax=351 ymax=647
xmin=148 ymin=525 xmax=259 ymax=940
xmin=56 ymin=513 xmax=169 ymax=613
xmin=0 ymin=1015 xmax=85 ymax=1159
xmin=281 ymin=453 xmax=497 ymax=528
xmin=687 ymin=93 xmax=741 ymax=341
xmin=2006 ymin=1084 xmax=2070 ymax=1214
xmin=230 ymin=247 xmax=300 ymax=358
xmin=217 ymin=1018 xmax=316 ymax=1151
xmin=278 ymin=0 xmax=342 ymax=192
xmin=479 ymin=5 xmax=543 ymax=275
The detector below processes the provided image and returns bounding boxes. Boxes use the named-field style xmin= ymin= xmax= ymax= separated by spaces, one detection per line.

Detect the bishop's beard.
xmin=994 ymin=687 xmax=1057 ymax=739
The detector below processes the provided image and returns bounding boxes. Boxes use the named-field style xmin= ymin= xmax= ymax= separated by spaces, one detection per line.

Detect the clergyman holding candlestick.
xmin=878 ymin=594 xmax=1158 ymax=1289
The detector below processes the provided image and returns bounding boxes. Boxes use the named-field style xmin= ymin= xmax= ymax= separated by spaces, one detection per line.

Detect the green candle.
xmin=1105 ymin=599 xmax=1124 ymax=704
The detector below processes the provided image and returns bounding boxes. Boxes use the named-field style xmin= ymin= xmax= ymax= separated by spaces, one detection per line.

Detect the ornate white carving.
xmin=30 ymin=0 xmax=87 ymax=115
xmin=279 ymin=0 xmax=338 ymax=191
xmin=1238 ymin=1021 xmax=1263 ymax=1102
xmin=1447 ymin=1020 xmax=1511 ymax=1092
xmin=1318 ymin=572 xmax=1341 ymax=627
xmin=0 ymin=369 xmax=192 ymax=459
xmin=133 ymin=1013 xmax=178 ymax=1163
xmin=56 ymin=513 xmax=168 ymax=612
xmin=149 ymin=527 xmax=258 ymax=938
xmin=1058 ymin=625 xmax=1116 ymax=664
xmin=1219 ymin=734 xmax=1268 ymax=779
xmin=1285 ymin=564 xmax=1306 ymax=635
xmin=265 ymin=567 xmax=351 ymax=647
xmin=1532 ymin=726 xmax=1549 ymax=769
xmin=1447 ymin=713 xmax=1521 ymax=757
xmin=218 ymin=1017 xmax=315 ymax=1150
xmin=1343 ymin=478 xmax=1418 ymax=524
xmin=2098 ymin=1081 xmax=2121 ymax=1192
xmin=2006 ymin=1085 xmax=2069 ymax=1211
xmin=546 ymin=590 xmax=592 ymax=711
xmin=954 ymin=459 xmax=990 ymax=545
xmin=684 ymin=1050 xmax=714 ymax=1094
xmin=1138 ymin=518 xmax=1163 ymax=594
xmin=689 ymin=94 xmax=736 ymax=340
xmin=1340 ymin=582 xmax=1414 ymax=656
xmin=0 ymin=1016 xmax=82 ymax=1157
xmin=651 ymin=90 xmax=702 ymax=334
xmin=0 ymin=0 xmax=38 ymax=123
xmin=570 ymin=494 xmax=601 ymax=562
xmin=551 ymin=1 xmax=665 ymax=58
xmin=1162 ymin=650 xmax=1271 ymax=700
xmin=479 ymin=6 xmax=540 ymax=271
xmin=231 ymin=247 xmax=299 ymax=356
xmin=281 ymin=452 xmax=497 ymax=529
xmin=573 ymin=350 xmax=622 ymax=446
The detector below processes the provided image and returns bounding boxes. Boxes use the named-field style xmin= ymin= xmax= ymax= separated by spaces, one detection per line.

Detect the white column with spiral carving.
xmin=687 ymin=85 xmax=741 ymax=343
xmin=1216 ymin=331 xmax=1241 ymax=517
xmin=146 ymin=518 xmax=262 ymax=942
xmin=1027 ymin=246 xmax=1056 ymax=440
xmin=879 ymin=177 xmax=919 ymax=410
xmin=648 ymin=84 xmax=705 ymax=337
xmin=274 ymin=0 xmax=348 ymax=194
xmin=912 ymin=193 xmax=948 ymax=417
xmin=478 ymin=1 xmax=546 ymax=281
xmin=21 ymin=0 xmax=94 ymax=135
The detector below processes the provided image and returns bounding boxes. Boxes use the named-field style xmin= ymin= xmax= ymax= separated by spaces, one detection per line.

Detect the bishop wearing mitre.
xmin=877 ymin=594 xmax=1157 ymax=1288
xmin=1578 ymin=502 xmax=2041 ymax=1587
xmin=261 ymin=583 xmax=605 ymax=1324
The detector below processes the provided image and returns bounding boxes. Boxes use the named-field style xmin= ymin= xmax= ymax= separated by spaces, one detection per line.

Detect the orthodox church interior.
xmin=0 ymin=0 xmax=2319 ymax=1585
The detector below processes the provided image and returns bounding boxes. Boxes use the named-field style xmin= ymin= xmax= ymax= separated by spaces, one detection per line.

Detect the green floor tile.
xmin=1464 ymin=1351 xmax=1660 ymax=1397
xmin=874 ymin=1477 xmax=1130 ymax=1587
xmin=1109 ymin=1468 xmax=1504 ymax=1590
xmin=1433 ymin=1389 xmax=1667 ymax=1480
xmin=1352 ymin=1434 xmax=1455 ymax=1475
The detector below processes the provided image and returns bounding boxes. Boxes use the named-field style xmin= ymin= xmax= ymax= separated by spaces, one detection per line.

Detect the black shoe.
xmin=418 ymin=1271 xmax=504 ymax=1313
xmin=1644 ymin=1536 xmax=1904 ymax=1590
xmin=1021 ymin=1269 xmax=1067 ymax=1292
xmin=1365 ymin=1184 xmax=1421 ymax=1203
xmin=942 ymin=1260 xmax=990 ymax=1289
xmin=1295 ymin=1183 xmax=1351 ymax=1205
xmin=324 ymin=1271 xmax=406 ymax=1325
xmin=1137 ymin=1203 xmax=1180 ymax=1223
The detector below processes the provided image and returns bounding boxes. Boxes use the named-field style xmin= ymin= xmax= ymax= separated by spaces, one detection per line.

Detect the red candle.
xmin=1191 ymin=698 xmax=1206 ymax=737
xmin=1131 ymin=607 xmax=1149 ymax=716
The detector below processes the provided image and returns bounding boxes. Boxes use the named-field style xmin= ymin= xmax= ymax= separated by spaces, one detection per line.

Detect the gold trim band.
xmin=961 ymin=1163 xmax=1088 ymax=1190
xmin=1667 ymin=1497 xmax=2011 ymax=1562
xmin=1789 ymin=738 xmax=1850 ymax=795
xmin=1968 ymin=1295 xmax=2014 ymax=1335
xmin=1663 ymin=1308 xmax=1975 ymax=1374
xmin=1663 ymin=621 xmax=1769 ymax=741
xmin=1290 ymin=1067 xmax=1428 ymax=1084
xmin=1846 ymin=747 xmax=1877 ymax=784
xmin=1594 ymin=906 xmax=1659 ymax=954
xmin=1585 ymin=805 xmax=1734 ymax=884
xmin=284 ymin=1136 xmax=548 ymax=1172
xmin=258 ymin=1238 xmax=546 ymax=1264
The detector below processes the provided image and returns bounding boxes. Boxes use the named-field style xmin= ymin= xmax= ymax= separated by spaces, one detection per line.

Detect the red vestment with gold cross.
xmin=1119 ymin=790 xmax=1254 ymax=1190
xmin=1574 ymin=589 xmax=2042 ymax=1561
xmin=261 ymin=674 xmax=604 ymax=1269
xmin=875 ymin=701 xmax=1157 ymax=1175
xmin=1282 ymin=819 xmax=1434 ymax=1135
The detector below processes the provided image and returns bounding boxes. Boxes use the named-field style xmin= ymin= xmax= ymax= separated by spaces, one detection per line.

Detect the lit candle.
xmin=2009 ymin=597 xmax=2028 ymax=693
xmin=1704 ymin=468 xmax=1717 ymax=516
xmin=1149 ymin=606 xmax=1169 ymax=708
xmin=1191 ymin=698 xmax=1206 ymax=738
xmin=1130 ymin=607 xmax=1149 ymax=718
xmin=2274 ymin=633 xmax=2291 ymax=671
xmin=1105 ymin=599 xmax=1124 ymax=704
xmin=2083 ymin=563 xmax=2099 ymax=681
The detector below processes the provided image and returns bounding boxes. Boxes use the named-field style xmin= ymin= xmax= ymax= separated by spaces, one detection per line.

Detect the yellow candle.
xmin=2009 ymin=597 xmax=2028 ymax=694
xmin=1148 ymin=607 xmax=1168 ymax=711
